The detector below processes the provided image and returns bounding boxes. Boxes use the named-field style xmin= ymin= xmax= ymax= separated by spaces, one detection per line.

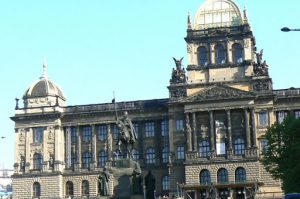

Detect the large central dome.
xmin=194 ymin=0 xmax=243 ymax=30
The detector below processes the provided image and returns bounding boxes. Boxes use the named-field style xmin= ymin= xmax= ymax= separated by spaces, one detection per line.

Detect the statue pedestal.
xmin=130 ymin=194 xmax=144 ymax=199
xmin=111 ymin=159 xmax=143 ymax=199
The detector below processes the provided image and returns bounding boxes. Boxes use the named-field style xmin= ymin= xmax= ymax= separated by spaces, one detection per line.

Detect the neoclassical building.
xmin=11 ymin=0 xmax=300 ymax=199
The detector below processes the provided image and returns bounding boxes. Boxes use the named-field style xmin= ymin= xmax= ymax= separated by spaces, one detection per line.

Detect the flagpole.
xmin=113 ymin=91 xmax=118 ymax=121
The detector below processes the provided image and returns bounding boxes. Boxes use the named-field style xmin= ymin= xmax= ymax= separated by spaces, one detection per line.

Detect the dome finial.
xmin=42 ymin=57 xmax=47 ymax=79
xmin=243 ymin=0 xmax=248 ymax=23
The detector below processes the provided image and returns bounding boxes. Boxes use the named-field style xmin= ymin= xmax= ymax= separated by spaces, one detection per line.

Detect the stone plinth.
xmin=111 ymin=159 xmax=143 ymax=199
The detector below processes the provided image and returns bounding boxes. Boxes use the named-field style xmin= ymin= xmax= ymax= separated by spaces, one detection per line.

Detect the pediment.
xmin=182 ymin=85 xmax=256 ymax=103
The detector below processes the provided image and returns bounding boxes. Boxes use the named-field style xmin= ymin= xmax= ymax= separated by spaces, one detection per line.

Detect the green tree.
xmin=262 ymin=116 xmax=300 ymax=193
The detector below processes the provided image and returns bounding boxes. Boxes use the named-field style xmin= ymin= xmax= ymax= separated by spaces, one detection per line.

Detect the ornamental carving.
xmin=200 ymin=125 xmax=209 ymax=139
xmin=170 ymin=88 xmax=187 ymax=99
xmin=19 ymin=129 xmax=25 ymax=143
xmin=183 ymin=85 xmax=255 ymax=102
xmin=170 ymin=57 xmax=187 ymax=84
xmin=253 ymin=80 xmax=271 ymax=91
xmin=253 ymin=49 xmax=269 ymax=76
xmin=48 ymin=126 xmax=54 ymax=141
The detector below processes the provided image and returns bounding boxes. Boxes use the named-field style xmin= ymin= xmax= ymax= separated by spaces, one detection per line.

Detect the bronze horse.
xmin=116 ymin=118 xmax=137 ymax=159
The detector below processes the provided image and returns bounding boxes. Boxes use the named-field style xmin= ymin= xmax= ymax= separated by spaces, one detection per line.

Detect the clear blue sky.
xmin=0 ymin=0 xmax=300 ymax=169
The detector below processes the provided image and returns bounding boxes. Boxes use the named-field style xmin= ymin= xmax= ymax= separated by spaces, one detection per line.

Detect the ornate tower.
xmin=12 ymin=65 xmax=66 ymax=198
xmin=175 ymin=0 xmax=272 ymax=97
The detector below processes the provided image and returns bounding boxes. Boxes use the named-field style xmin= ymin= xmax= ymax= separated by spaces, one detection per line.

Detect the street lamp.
xmin=281 ymin=27 xmax=300 ymax=32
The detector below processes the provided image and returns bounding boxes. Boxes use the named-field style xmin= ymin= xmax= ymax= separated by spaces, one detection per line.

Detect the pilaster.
xmin=192 ymin=112 xmax=197 ymax=151
xmin=244 ymin=109 xmax=251 ymax=148
xmin=209 ymin=111 xmax=215 ymax=151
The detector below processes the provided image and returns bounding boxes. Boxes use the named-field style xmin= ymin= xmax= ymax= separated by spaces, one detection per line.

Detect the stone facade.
xmin=11 ymin=0 xmax=300 ymax=199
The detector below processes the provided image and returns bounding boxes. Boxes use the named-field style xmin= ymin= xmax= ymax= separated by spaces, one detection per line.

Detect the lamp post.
xmin=281 ymin=27 xmax=300 ymax=32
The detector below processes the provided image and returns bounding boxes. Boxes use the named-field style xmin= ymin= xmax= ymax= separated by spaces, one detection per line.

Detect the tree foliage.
xmin=262 ymin=116 xmax=300 ymax=193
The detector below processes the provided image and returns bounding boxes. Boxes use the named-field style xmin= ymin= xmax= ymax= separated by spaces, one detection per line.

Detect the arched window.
xmin=132 ymin=148 xmax=139 ymax=161
xmin=232 ymin=43 xmax=244 ymax=64
xmin=217 ymin=168 xmax=228 ymax=183
xmin=235 ymin=167 xmax=246 ymax=182
xmin=234 ymin=138 xmax=245 ymax=155
xmin=199 ymin=169 xmax=211 ymax=185
xmin=162 ymin=147 xmax=169 ymax=163
xmin=176 ymin=146 xmax=185 ymax=160
xmin=146 ymin=148 xmax=155 ymax=164
xmin=162 ymin=176 xmax=169 ymax=191
xmin=82 ymin=180 xmax=89 ymax=196
xmin=98 ymin=151 xmax=107 ymax=167
xmin=82 ymin=151 xmax=92 ymax=169
xmin=198 ymin=140 xmax=210 ymax=157
xmin=33 ymin=182 xmax=41 ymax=198
xmin=33 ymin=153 xmax=43 ymax=170
xmin=66 ymin=181 xmax=74 ymax=197
xmin=197 ymin=46 xmax=209 ymax=66
xmin=214 ymin=44 xmax=226 ymax=64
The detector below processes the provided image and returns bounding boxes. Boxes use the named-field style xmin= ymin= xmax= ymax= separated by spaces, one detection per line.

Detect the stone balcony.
xmin=185 ymin=148 xmax=259 ymax=164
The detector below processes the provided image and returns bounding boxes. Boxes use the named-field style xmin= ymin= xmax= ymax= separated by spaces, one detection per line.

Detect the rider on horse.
xmin=116 ymin=111 xmax=137 ymax=158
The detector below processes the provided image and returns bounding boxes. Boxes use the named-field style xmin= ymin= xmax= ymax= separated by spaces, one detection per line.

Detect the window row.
xmin=199 ymin=167 xmax=246 ymax=185
xmin=198 ymin=138 xmax=246 ymax=157
xmin=33 ymin=176 xmax=170 ymax=198
xmin=32 ymin=180 xmax=90 ymax=198
xmin=197 ymin=43 xmax=244 ymax=66
xmin=68 ymin=119 xmax=170 ymax=143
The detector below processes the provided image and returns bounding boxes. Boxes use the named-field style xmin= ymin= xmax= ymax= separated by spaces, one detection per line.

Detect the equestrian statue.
xmin=113 ymin=100 xmax=137 ymax=159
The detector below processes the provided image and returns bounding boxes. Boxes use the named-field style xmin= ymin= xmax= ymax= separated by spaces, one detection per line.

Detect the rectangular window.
xmin=161 ymin=119 xmax=169 ymax=136
xmin=176 ymin=146 xmax=185 ymax=160
xmin=295 ymin=110 xmax=300 ymax=119
xmin=145 ymin=122 xmax=155 ymax=137
xmin=277 ymin=111 xmax=288 ymax=124
xmin=71 ymin=127 xmax=77 ymax=144
xmin=96 ymin=124 xmax=107 ymax=141
xmin=82 ymin=126 xmax=92 ymax=142
xmin=176 ymin=119 xmax=184 ymax=131
xmin=259 ymin=112 xmax=268 ymax=126
xmin=112 ymin=124 xmax=118 ymax=140
xmin=260 ymin=139 xmax=268 ymax=152
xmin=33 ymin=127 xmax=44 ymax=143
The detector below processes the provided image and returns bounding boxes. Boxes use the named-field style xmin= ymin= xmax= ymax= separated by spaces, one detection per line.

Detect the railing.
xmin=186 ymin=148 xmax=259 ymax=162
xmin=186 ymin=25 xmax=250 ymax=39
xmin=273 ymin=88 xmax=300 ymax=97
xmin=64 ymin=99 xmax=168 ymax=113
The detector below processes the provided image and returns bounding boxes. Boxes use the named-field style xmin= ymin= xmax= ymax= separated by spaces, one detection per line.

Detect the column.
xmin=226 ymin=109 xmax=233 ymax=149
xmin=251 ymin=108 xmax=257 ymax=147
xmin=91 ymin=124 xmax=97 ymax=164
xmin=225 ymin=40 xmax=229 ymax=63
xmin=209 ymin=43 xmax=213 ymax=64
xmin=192 ymin=112 xmax=197 ymax=151
xmin=107 ymin=124 xmax=113 ymax=161
xmin=244 ymin=109 xmax=251 ymax=148
xmin=209 ymin=111 xmax=215 ymax=151
xmin=168 ymin=117 xmax=175 ymax=154
xmin=25 ymin=128 xmax=31 ymax=171
xmin=76 ymin=126 xmax=81 ymax=166
xmin=185 ymin=113 xmax=192 ymax=152
xmin=65 ymin=127 xmax=71 ymax=168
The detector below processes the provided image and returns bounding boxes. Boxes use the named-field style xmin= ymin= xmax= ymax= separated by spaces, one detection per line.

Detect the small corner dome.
xmin=194 ymin=0 xmax=243 ymax=30
xmin=23 ymin=77 xmax=65 ymax=100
